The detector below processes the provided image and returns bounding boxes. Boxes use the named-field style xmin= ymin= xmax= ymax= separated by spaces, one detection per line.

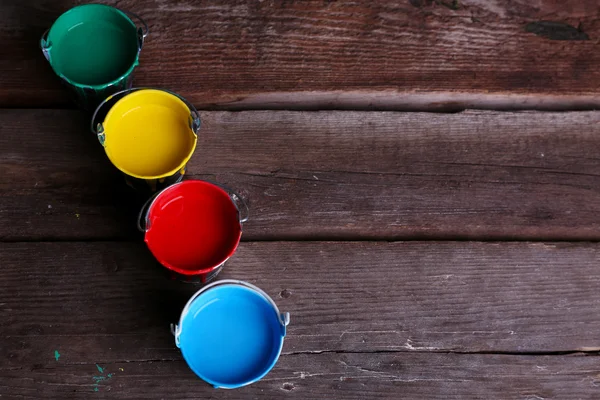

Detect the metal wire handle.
xmin=124 ymin=10 xmax=149 ymax=38
xmin=208 ymin=181 xmax=250 ymax=224
xmin=137 ymin=191 xmax=161 ymax=232
xmin=90 ymin=87 xmax=201 ymax=144
xmin=90 ymin=87 xmax=138 ymax=145
xmin=39 ymin=8 xmax=148 ymax=60
xmin=172 ymin=279 xmax=290 ymax=347
xmin=136 ymin=180 xmax=249 ymax=233
xmin=123 ymin=10 xmax=149 ymax=50
xmin=40 ymin=29 xmax=51 ymax=62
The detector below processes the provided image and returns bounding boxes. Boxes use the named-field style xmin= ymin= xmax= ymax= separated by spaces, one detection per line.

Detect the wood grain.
xmin=3 ymin=241 xmax=600 ymax=398
xmin=2 ymin=109 xmax=600 ymax=241
xmin=2 ymin=0 xmax=600 ymax=109
xmin=2 ymin=353 xmax=600 ymax=399
xmin=3 ymin=241 xmax=600 ymax=354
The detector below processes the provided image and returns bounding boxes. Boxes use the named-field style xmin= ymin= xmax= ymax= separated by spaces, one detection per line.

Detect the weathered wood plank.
xmin=2 ymin=0 xmax=600 ymax=109
xmin=3 ymin=241 xmax=600 ymax=398
xmin=2 ymin=241 xmax=600 ymax=354
xmin=2 ymin=109 xmax=600 ymax=241
xmin=2 ymin=352 xmax=600 ymax=399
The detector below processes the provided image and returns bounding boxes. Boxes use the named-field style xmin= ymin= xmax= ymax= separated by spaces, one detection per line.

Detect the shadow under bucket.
xmin=138 ymin=180 xmax=249 ymax=283
xmin=40 ymin=4 xmax=147 ymax=111
xmin=91 ymin=88 xmax=201 ymax=193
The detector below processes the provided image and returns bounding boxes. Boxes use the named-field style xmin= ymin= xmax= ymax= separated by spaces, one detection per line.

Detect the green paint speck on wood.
xmin=96 ymin=364 xmax=104 ymax=373
xmin=94 ymin=386 xmax=99 ymax=392
xmin=54 ymin=350 xmax=60 ymax=361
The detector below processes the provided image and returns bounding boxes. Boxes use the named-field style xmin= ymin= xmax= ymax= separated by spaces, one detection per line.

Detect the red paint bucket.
xmin=138 ymin=180 xmax=248 ymax=283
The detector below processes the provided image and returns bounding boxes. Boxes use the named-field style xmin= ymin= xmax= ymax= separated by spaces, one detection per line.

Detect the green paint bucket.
xmin=40 ymin=4 xmax=148 ymax=111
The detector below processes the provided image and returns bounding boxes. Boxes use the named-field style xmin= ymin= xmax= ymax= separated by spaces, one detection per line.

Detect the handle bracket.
xmin=123 ymin=10 xmax=148 ymax=49
xmin=209 ymin=182 xmax=249 ymax=224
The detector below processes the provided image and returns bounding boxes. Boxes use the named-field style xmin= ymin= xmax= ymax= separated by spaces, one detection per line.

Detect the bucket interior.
xmin=145 ymin=181 xmax=241 ymax=274
xmin=103 ymin=89 xmax=197 ymax=179
xmin=179 ymin=284 xmax=283 ymax=387
xmin=46 ymin=4 xmax=139 ymax=86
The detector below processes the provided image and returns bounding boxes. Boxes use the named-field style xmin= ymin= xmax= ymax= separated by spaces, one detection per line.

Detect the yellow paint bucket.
xmin=92 ymin=88 xmax=200 ymax=191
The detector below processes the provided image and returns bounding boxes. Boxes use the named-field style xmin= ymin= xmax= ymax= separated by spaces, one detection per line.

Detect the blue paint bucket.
xmin=171 ymin=280 xmax=290 ymax=388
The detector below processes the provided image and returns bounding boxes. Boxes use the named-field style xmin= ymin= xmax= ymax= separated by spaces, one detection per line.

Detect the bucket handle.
xmin=123 ymin=10 xmax=149 ymax=49
xmin=40 ymin=29 xmax=51 ymax=62
xmin=210 ymin=182 xmax=250 ymax=224
xmin=171 ymin=279 xmax=290 ymax=347
xmin=136 ymin=191 xmax=161 ymax=232
xmin=91 ymin=87 xmax=201 ymax=144
xmin=90 ymin=88 xmax=138 ymax=143
xmin=136 ymin=180 xmax=249 ymax=233
xmin=39 ymin=9 xmax=148 ymax=61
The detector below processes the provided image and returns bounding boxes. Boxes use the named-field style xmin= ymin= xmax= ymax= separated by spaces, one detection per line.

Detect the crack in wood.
xmin=283 ymin=349 xmax=600 ymax=356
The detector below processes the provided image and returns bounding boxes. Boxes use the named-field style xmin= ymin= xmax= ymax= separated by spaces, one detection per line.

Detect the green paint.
xmin=107 ymin=373 xmax=113 ymax=378
xmin=92 ymin=376 xmax=106 ymax=383
xmin=53 ymin=21 xmax=138 ymax=85
xmin=94 ymin=386 xmax=99 ymax=392
xmin=54 ymin=350 xmax=60 ymax=361
xmin=40 ymin=4 xmax=143 ymax=111
xmin=44 ymin=4 xmax=138 ymax=87
xmin=96 ymin=364 xmax=104 ymax=373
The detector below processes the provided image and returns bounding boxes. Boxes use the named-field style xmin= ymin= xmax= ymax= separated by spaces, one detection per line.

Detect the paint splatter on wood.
xmin=91 ymin=364 xmax=114 ymax=392
xmin=54 ymin=350 xmax=60 ymax=361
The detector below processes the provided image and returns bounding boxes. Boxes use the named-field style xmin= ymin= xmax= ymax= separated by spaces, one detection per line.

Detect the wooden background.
xmin=1 ymin=0 xmax=600 ymax=399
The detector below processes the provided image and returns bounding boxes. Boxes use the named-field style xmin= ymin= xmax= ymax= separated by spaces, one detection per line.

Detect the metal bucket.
xmin=172 ymin=280 xmax=289 ymax=388
xmin=91 ymin=88 xmax=200 ymax=193
xmin=40 ymin=4 xmax=147 ymax=111
xmin=138 ymin=180 xmax=249 ymax=283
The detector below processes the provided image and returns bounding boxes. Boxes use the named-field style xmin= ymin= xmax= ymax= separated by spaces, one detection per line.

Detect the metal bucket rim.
xmin=174 ymin=280 xmax=289 ymax=388
xmin=143 ymin=180 xmax=243 ymax=276
xmin=42 ymin=4 xmax=141 ymax=90
xmin=102 ymin=89 xmax=198 ymax=180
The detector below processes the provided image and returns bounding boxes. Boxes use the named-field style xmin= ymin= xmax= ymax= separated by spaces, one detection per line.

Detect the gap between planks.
xmin=3 ymin=92 xmax=600 ymax=113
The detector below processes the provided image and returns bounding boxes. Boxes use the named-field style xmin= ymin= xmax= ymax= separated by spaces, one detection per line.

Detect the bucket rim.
xmin=42 ymin=4 xmax=141 ymax=90
xmin=173 ymin=279 xmax=290 ymax=388
xmin=102 ymin=89 xmax=198 ymax=180
xmin=143 ymin=180 xmax=243 ymax=276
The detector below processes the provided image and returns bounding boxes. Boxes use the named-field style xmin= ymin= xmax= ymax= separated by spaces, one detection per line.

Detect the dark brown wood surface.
xmin=3 ymin=241 xmax=600 ymax=399
xmin=2 ymin=0 xmax=600 ymax=109
xmin=6 ymin=241 xmax=600 ymax=353
xmin=2 ymin=109 xmax=600 ymax=241
xmin=4 ymin=353 xmax=600 ymax=399
xmin=3 ymin=0 xmax=600 ymax=398
xmin=4 ymin=352 xmax=600 ymax=399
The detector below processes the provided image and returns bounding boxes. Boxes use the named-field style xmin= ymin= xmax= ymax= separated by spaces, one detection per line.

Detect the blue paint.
xmin=178 ymin=283 xmax=287 ymax=388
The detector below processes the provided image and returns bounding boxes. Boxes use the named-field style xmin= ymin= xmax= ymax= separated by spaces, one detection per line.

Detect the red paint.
xmin=144 ymin=180 xmax=242 ymax=276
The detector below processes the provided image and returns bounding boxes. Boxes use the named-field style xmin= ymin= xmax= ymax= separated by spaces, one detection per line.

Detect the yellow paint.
xmin=102 ymin=89 xmax=197 ymax=179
